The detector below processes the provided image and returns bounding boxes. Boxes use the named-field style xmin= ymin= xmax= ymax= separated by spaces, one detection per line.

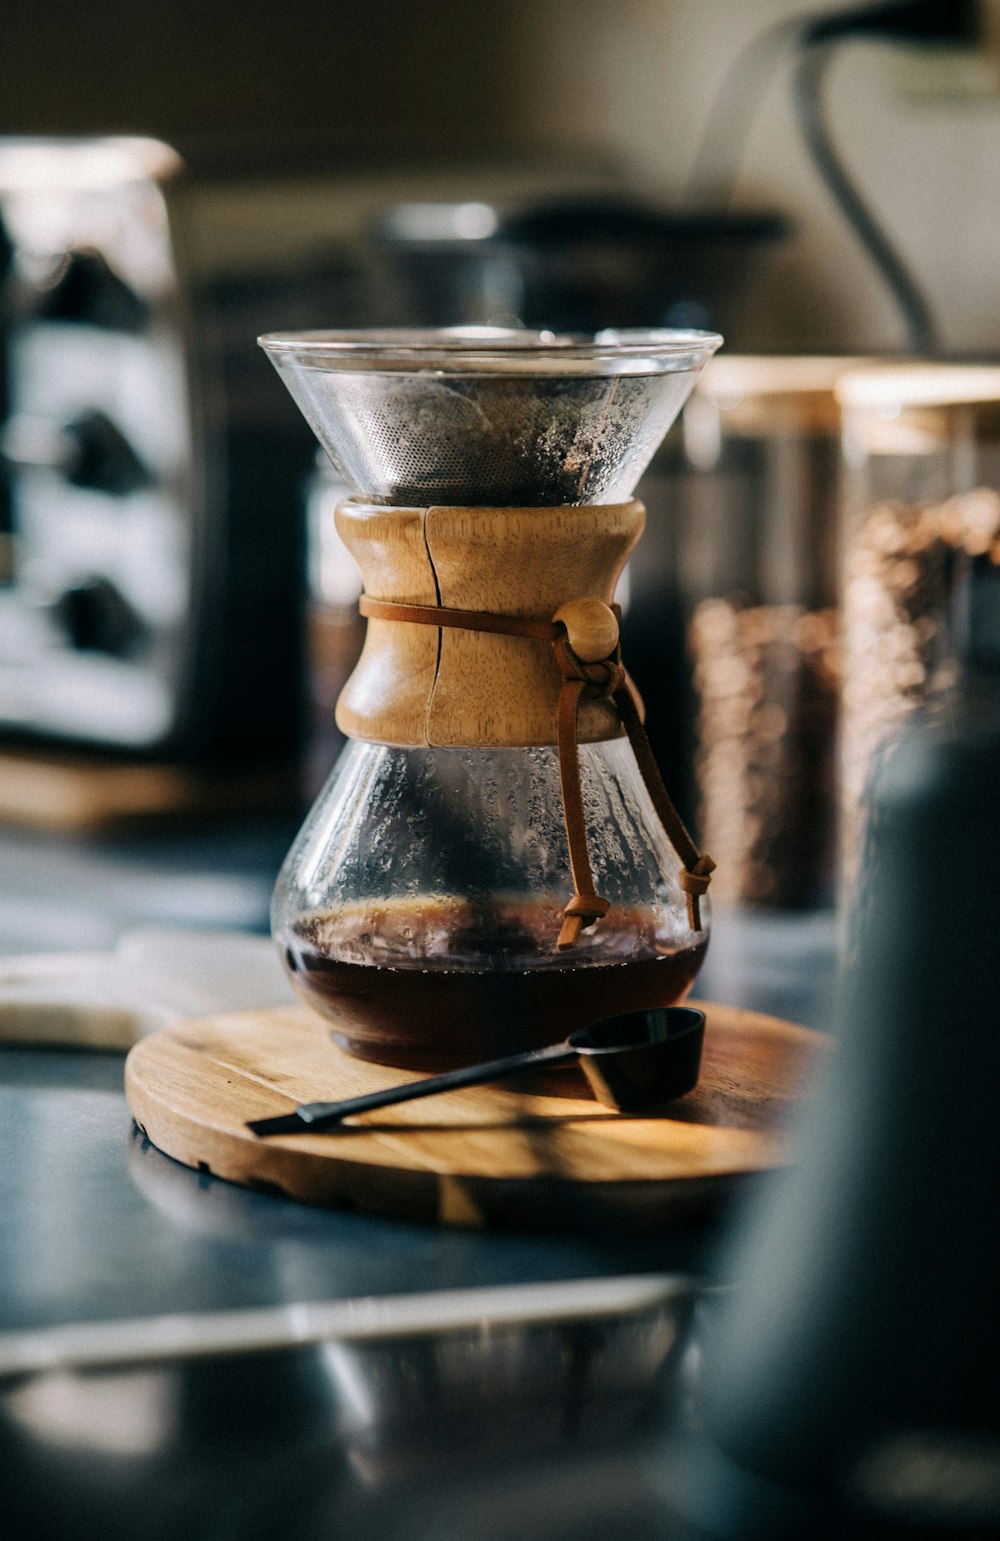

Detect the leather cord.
xmin=357 ymin=596 xmax=714 ymax=949
xmin=360 ymin=596 xmax=560 ymax=642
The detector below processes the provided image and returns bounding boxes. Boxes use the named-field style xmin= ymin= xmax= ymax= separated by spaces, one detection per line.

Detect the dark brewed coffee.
xmin=284 ymin=901 xmax=707 ymax=1073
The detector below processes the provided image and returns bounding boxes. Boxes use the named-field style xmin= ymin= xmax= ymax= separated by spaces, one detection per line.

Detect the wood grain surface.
xmin=125 ymin=1002 xmax=827 ymax=1230
xmin=426 ymin=500 xmax=642 ymax=747
xmin=332 ymin=499 xmax=644 ymax=749
xmin=333 ymin=500 xmax=441 ymax=746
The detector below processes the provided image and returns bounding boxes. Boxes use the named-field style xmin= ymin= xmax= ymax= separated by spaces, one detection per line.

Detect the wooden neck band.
xmin=334 ymin=499 xmax=645 ymax=750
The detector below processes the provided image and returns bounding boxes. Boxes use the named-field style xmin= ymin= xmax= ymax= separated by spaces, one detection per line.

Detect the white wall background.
xmin=4 ymin=0 xmax=999 ymax=355
xmin=506 ymin=0 xmax=1000 ymax=354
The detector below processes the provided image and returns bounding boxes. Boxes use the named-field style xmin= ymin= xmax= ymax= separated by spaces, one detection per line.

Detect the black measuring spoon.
xmin=247 ymin=1005 xmax=705 ymax=1136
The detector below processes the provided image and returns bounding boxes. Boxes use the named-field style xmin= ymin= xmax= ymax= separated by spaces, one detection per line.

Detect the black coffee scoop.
xmin=248 ymin=1005 xmax=705 ymax=1136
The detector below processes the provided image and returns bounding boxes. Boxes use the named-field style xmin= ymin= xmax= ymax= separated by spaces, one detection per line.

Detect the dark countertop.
xmin=0 ymin=1047 xmax=720 ymax=1335
xmin=0 ymin=817 xmax=293 ymax=959
xmin=0 ymin=816 xmax=838 ymax=1541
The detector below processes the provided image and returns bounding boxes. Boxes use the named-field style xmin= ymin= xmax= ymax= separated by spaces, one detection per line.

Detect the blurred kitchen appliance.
xmin=369 ymin=197 xmax=789 ymax=336
xmin=0 ymin=138 xmax=342 ymax=761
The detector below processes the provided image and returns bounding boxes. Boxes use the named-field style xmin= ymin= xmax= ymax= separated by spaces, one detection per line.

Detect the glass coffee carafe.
xmin=260 ymin=329 xmax=721 ymax=1071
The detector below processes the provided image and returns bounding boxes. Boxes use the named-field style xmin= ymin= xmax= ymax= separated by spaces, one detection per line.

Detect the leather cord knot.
xmin=678 ymin=853 xmax=717 ymax=930
xmin=552 ymin=634 xmax=627 ymax=699
xmin=356 ymin=594 xmax=715 ymax=949
xmin=557 ymin=892 xmax=612 ymax=951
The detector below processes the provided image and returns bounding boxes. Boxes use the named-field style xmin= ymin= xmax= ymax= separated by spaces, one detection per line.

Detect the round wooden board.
xmin=125 ymin=1002 xmax=827 ymax=1231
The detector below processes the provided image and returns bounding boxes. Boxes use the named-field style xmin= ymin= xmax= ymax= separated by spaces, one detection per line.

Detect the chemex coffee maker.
xmin=126 ymin=326 xmax=832 ymax=1218
xmin=256 ymin=327 xmax=721 ymax=1072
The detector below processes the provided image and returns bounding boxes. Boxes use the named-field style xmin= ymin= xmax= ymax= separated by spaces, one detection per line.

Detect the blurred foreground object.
xmin=675 ymin=700 xmax=1000 ymax=1538
xmin=0 ymin=926 xmax=292 ymax=1049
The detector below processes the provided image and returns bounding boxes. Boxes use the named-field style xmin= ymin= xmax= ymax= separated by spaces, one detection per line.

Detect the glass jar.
xmin=273 ymin=737 xmax=710 ymax=1070
xmin=663 ymin=356 xmax=865 ymax=909
xmin=837 ymin=364 xmax=1000 ymax=894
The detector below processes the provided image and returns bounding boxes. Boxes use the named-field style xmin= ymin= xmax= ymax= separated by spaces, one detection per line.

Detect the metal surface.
xmin=0 ymin=1050 xmax=716 ymax=1338
xmin=0 ymin=1043 xmax=714 ymax=1539
xmin=0 ymin=1275 xmax=692 ymax=1380
xmin=0 ymin=1278 xmax=701 ymax=1541
xmin=0 ymin=820 xmax=834 ymax=1540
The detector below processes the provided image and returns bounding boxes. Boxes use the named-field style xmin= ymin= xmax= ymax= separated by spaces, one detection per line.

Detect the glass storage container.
xmin=837 ymin=364 xmax=1000 ymax=892
xmin=672 ymin=356 xmax=864 ymax=909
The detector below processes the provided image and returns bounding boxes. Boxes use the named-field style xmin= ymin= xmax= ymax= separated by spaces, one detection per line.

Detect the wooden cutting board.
xmin=125 ymin=1002 xmax=827 ymax=1231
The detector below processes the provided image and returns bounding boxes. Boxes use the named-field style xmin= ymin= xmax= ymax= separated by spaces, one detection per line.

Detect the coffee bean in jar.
xmin=836 ymin=365 xmax=1000 ymax=893
xmin=840 ymin=487 xmax=1000 ymax=886
xmin=670 ymin=356 xmax=865 ymax=908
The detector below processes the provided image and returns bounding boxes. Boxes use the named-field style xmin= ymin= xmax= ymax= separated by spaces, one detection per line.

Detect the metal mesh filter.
xmin=261 ymin=331 xmax=721 ymax=506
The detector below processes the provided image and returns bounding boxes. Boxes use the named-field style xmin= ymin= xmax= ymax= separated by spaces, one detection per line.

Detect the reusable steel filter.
xmin=260 ymin=328 xmax=713 ymax=506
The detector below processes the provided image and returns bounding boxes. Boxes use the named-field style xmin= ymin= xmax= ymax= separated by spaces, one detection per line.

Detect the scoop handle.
xmin=250 ymin=1039 xmax=575 ymax=1135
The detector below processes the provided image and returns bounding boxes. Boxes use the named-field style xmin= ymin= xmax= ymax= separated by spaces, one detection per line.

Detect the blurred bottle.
xmin=677 ymin=675 xmax=1000 ymax=1539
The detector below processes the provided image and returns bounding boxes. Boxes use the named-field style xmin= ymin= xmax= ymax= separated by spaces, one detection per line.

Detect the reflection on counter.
xmin=0 ymin=1278 xmax=695 ymax=1541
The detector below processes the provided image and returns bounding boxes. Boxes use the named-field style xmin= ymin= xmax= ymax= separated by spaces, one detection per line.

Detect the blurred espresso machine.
xmin=0 ymin=137 xmax=343 ymax=766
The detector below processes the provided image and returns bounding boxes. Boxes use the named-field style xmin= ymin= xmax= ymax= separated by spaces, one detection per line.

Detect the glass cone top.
xmin=259 ymin=327 xmax=722 ymax=507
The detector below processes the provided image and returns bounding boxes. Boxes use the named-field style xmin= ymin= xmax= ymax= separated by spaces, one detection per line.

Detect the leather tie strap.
xmin=550 ymin=634 xmax=625 ymax=948
xmin=357 ymin=596 xmax=714 ymax=949
xmin=360 ymin=596 xmax=561 ymax=642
